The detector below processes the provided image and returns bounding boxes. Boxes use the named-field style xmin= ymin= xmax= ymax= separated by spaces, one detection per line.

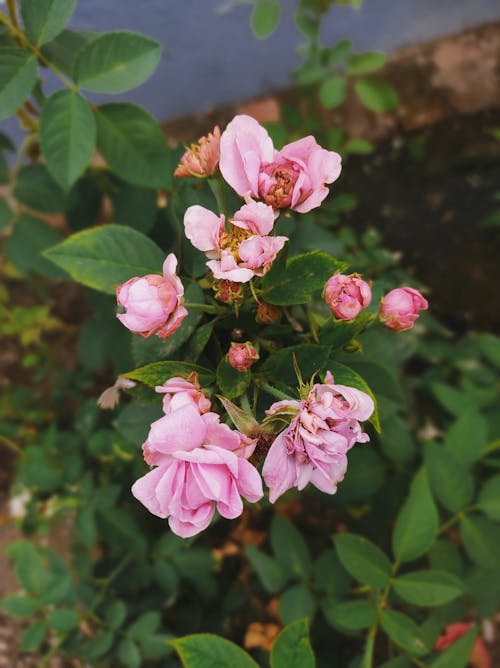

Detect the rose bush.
xmin=0 ymin=1 xmax=498 ymax=667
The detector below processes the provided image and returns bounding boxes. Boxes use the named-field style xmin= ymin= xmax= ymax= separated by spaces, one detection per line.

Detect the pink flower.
xmin=155 ymin=374 xmax=211 ymax=415
xmin=133 ymin=405 xmax=262 ymax=537
xmin=174 ymin=125 xmax=221 ymax=178
xmin=379 ymin=287 xmax=428 ymax=331
xmin=262 ymin=372 xmax=373 ymax=502
xmin=227 ymin=342 xmax=259 ymax=372
xmin=219 ymin=115 xmax=341 ymax=212
xmin=324 ymin=273 xmax=372 ymax=320
xmin=183 ymin=199 xmax=287 ymax=283
xmin=116 ymin=254 xmax=188 ymax=339
xmin=435 ymin=623 xmax=491 ymax=668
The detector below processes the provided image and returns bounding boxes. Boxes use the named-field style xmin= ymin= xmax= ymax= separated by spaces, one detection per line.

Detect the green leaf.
xmin=270 ymin=618 xmax=315 ymax=668
xmin=313 ymin=549 xmax=352 ymax=596
xmin=477 ymin=474 xmax=500 ymax=520
xmin=104 ymin=599 xmax=127 ymax=630
xmin=334 ymin=533 xmax=392 ymax=588
xmin=40 ymin=573 xmax=72 ymax=605
xmin=378 ymin=658 xmax=412 ymax=668
xmin=40 ymin=90 xmax=96 ymax=190
xmin=128 ymin=611 xmax=161 ymax=640
xmin=324 ymin=599 xmax=377 ymax=630
xmin=262 ymin=344 xmax=331 ymax=388
xmin=271 ymin=516 xmax=311 ymax=580
xmin=347 ymin=52 xmax=386 ymax=75
xmin=171 ymin=633 xmax=259 ymax=668
xmin=251 ymin=0 xmax=281 ymax=39
xmin=478 ymin=333 xmax=500 ymax=368
xmin=379 ymin=416 xmax=416 ymax=464
xmin=430 ymin=627 xmax=477 ymax=668
xmin=47 ymin=607 xmax=79 ymax=632
xmin=443 ymin=406 xmax=487 ymax=465
xmin=74 ymin=31 xmax=161 ymax=93
xmin=14 ymin=164 xmax=67 ymax=212
xmin=393 ymin=570 xmax=463 ymax=606
xmin=185 ymin=321 xmax=214 ymax=362
xmin=87 ymin=631 xmax=115 ymax=660
xmin=327 ymin=360 xmax=380 ymax=433
xmin=20 ymin=0 xmax=76 ymax=45
xmin=216 ymin=358 xmax=251 ymax=400
xmin=431 ymin=383 xmax=470 ymax=417
xmin=380 ymin=609 xmax=428 ymax=656
xmin=261 ymin=251 xmax=347 ymax=305
xmin=20 ymin=620 xmax=47 ymax=652
xmin=460 ymin=515 xmax=500 ymax=569
xmin=325 ymin=40 xmax=352 ymax=66
xmin=12 ymin=541 xmax=44 ymax=593
xmin=74 ymin=507 xmax=97 ymax=547
xmin=335 ymin=448 xmax=385 ymax=504
xmin=354 ymin=77 xmax=399 ymax=113
xmin=0 ymin=595 xmax=38 ymax=618
xmin=125 ymin=360 xmax=214 ymax=388
xmin=246 ymin=545 xmax=288 ymax=593
xmin=43 ymin=223 xmax=164 ymax=293
xmin=0 ymin=49 xmax=37 ymax=121
xmin=318 ymin=75 xmax=347 ymax=109
xmin=111 ymin=179 xmax=157 ymax=233
xmin=5 ymin=215 xmax=67 ymax=279
xmin=117 ymin=637 xmax=141 ymax=668
xmin=41 ymin=29 xmax=96 ymax=75
xmin=279 ymin=585 xmax=316 ymax=625
xmin=96 ymin=103 xmax=171 ymax=187
xmin=392 ymin=468 xmax=438 ymax=563
xmin=424 ymin=441 xmax=474 ymax=513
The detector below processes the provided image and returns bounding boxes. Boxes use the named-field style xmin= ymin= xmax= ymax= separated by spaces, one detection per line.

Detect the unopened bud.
xmin=256 ymin=301 xmax=281 ymax=324
xmin=227 ymin=342 xmax=259 ymax=372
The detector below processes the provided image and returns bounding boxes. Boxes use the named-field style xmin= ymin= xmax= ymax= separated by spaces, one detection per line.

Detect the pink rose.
xmin=324 ymin=273 xmax=372 ymax=320
xmin=155 ymin=375 xmax=211 ymax=415
xmin=262 ymin=372 xmax=373 ymax=502
xmin=227 ymin=342 xmax=259 ymax=372
xmin=379 ymin=287 xmax=428 ymax=331
xmin=116 ymin=254 xmax=188 ymax=339
xmin=174 ymin=125 xmax=221 ymax=178
xmin=183 ymin=200 xmax=287 ymax=283
xmin=133 ymin=405 xmax=262 ymax=537
xmin=219 ymin=115 xmax=341 ymax=212
xmin=435 ymin=623 xmax=491 ymax=668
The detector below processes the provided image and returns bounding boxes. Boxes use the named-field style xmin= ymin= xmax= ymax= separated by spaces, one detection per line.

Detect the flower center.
xmin=261 ymin=164 xmax=298 ymax=208
xmin=219 ymin=226 xmax=251 ymax=260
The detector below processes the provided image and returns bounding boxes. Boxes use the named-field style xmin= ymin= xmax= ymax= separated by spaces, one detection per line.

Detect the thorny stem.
xmin=0 ymin=13 xmax=78 ymax=92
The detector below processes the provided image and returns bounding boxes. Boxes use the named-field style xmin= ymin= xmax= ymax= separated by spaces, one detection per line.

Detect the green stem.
xmin=482 ymin=438 xmax=500 ymax=456
xmin=0 ymin=14 xmax=78 ymax=92
xmin=258 ymin=381 xmax=295 ymax=402
xmin=437 ymin=505 xmax=477 ymax=535
xmin=208 ymin=177 xmax=227 ymax=216
xmin=184 ymin=302 xmax=225 ymax=314
xmin=0 ymin=434 xmax=23 ymax=456
xmin=6 ymin=0 xmax=19 ymax=28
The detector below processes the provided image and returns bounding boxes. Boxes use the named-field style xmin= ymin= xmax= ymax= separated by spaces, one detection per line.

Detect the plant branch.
xmin=0 ymin=14 xmax=78 ymax=92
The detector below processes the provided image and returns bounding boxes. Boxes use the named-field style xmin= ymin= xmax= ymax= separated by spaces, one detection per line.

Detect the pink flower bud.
xmin=174 ymin=126 xmax=221 ymax=178
xmin=227 ymin=342 xmax=259 ymax=372
xmin=324 ymin=273 xmax=372 ymax=320
xmin=379 ymin=287 xmax=428 ymax=331
xmin=116 ymin=254 xmax=187 ymax=340
xmin=256 ymin=301 xmax=281 ymax=324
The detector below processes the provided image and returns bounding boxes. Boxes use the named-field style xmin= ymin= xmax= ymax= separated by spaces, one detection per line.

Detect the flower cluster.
xmin=111 ymin=114 xmax=430 ymax=538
